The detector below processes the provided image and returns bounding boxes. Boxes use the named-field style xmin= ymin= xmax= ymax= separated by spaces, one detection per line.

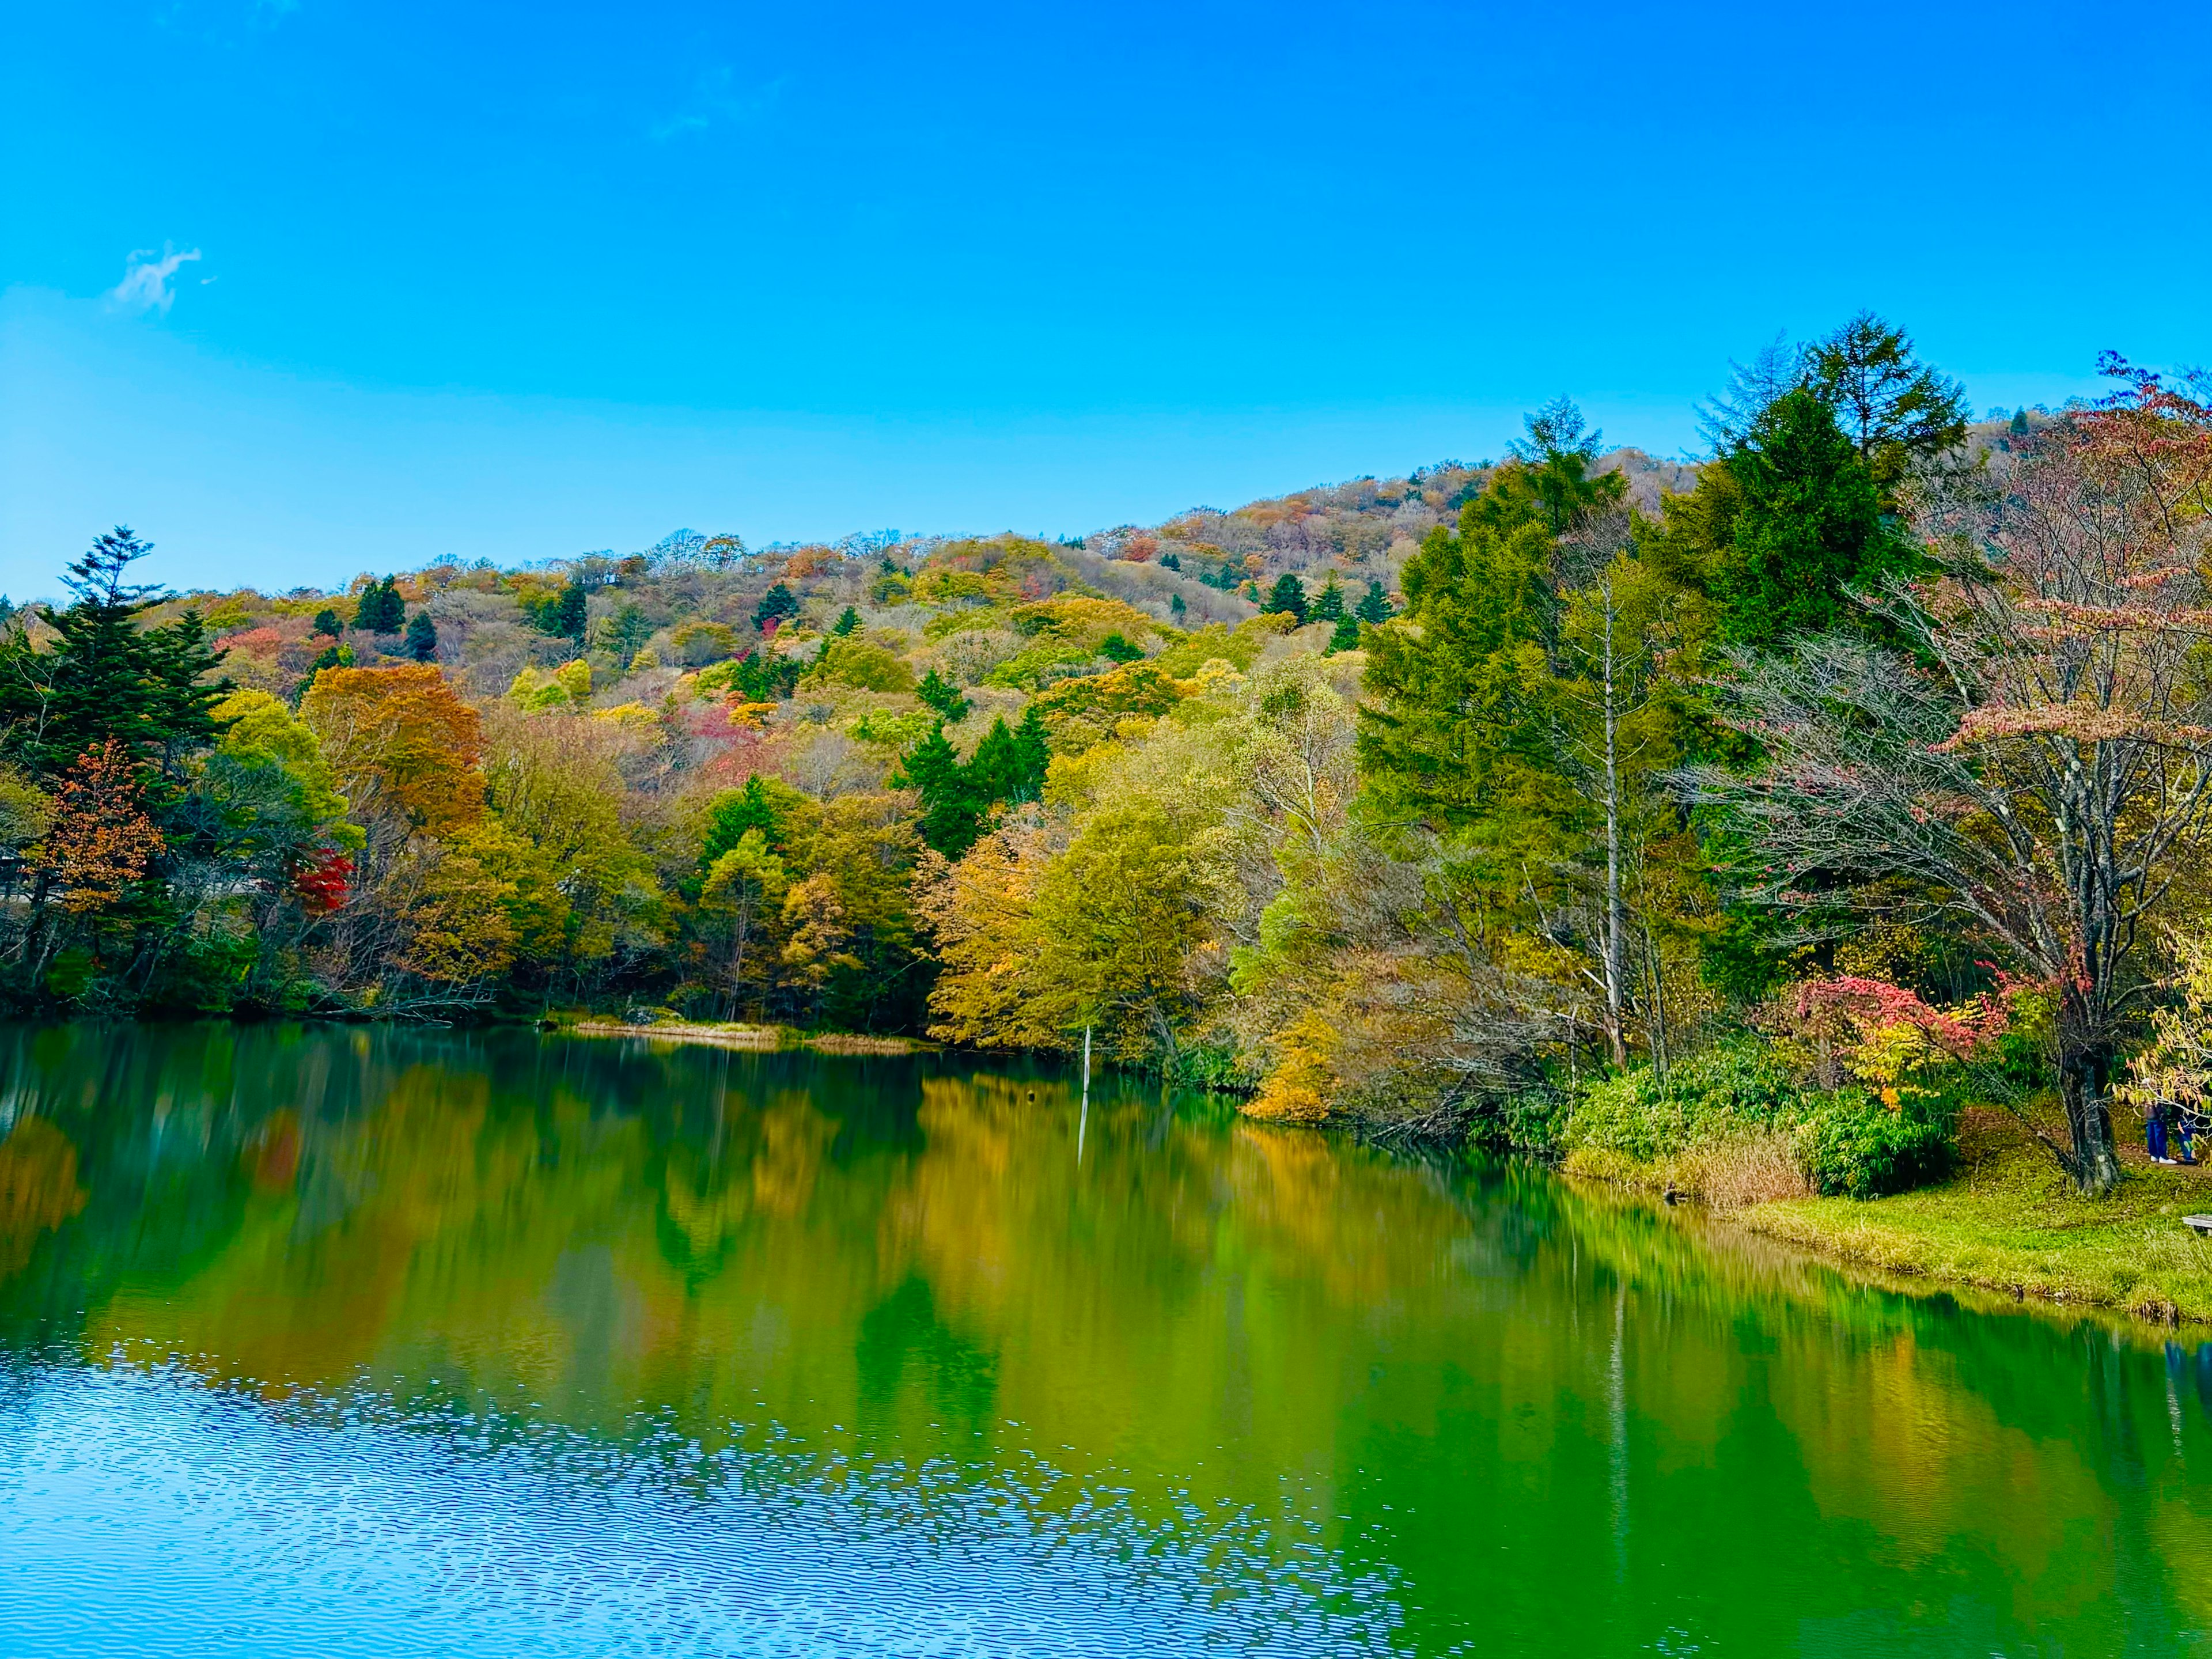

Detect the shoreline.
xmin=1564 ymin=1110 xmax=2212 ymax=1331
xmin=563 ymin=1018 xmax=935 ymax=1056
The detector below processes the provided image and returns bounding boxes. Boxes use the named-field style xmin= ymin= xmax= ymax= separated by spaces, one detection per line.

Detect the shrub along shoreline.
xmin=1552 ymin=1078 xmax=2212 ymax=1328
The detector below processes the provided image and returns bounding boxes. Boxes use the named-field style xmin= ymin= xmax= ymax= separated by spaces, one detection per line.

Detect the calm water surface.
xmin=0 ymin=1023 xmax=2205 ymax=1656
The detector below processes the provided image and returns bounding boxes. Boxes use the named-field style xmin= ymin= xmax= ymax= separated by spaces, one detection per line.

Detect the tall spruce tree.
xmin=552 ymin=579 xmax=589 ymax=641
xmin=1264 ymin=573 xmax=1308 ymax=622
xmin=354 ymin=576 xmax=404 ymax=634
xmin=1711 ymin=388 xmax=1907 ymax=649
xmin=0 ymin=528 xmax=232 ymax=783
xmin=894 ymin=725 xmax=982 ymax=857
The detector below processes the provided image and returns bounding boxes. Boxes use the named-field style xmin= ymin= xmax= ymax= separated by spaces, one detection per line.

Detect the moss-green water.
xmin=0 ymin=1023 xmax=2207 ymax=1654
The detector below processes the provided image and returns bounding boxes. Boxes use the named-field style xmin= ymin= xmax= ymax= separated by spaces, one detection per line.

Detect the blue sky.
xmin=2 ymin=0 xmax=2207 ymax=597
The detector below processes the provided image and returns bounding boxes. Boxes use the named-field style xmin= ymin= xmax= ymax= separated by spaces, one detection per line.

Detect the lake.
xmin=0 ymin=1022 xmax=2203 ymax=1656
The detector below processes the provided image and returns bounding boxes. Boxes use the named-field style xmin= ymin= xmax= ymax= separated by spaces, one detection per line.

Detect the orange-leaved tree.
xmin=298 ymin=664 xmax=484 ymax=839
xmin=38 ymin=739 xmax=165 ymax=915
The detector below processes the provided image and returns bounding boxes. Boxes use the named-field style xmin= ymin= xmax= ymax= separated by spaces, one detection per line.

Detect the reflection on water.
xmin=0 ymin=1022 xmax=2207 ymax=1656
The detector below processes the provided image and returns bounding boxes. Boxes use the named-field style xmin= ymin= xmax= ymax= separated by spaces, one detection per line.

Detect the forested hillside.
xmin=0 ymin=314 xmax=2196 ymax=1213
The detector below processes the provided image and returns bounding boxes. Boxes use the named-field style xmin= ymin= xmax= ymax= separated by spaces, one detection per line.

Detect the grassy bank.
xmin=1731 ymin=1109 xmax=2212 ymax=1326
xmin=1570 ymin=1105 xmax=2212 ymax=1328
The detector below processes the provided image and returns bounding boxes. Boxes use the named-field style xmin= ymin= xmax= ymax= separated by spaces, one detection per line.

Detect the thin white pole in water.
xmin=1078 ymin=1024 xmax=1092 ymax=1162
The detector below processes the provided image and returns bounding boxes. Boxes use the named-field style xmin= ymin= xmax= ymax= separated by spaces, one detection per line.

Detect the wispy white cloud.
xmin=108 ymin=245 xmax=203 ymax=315
xmin=650 ymin=69 xmax=781 ymax=142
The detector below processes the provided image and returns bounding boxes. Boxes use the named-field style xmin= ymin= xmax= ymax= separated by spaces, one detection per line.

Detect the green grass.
xmin=1736 ymin=1108 xmax=2212 ymax=1326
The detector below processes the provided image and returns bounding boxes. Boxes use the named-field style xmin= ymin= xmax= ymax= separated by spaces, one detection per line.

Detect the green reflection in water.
xmin=0 ymin=1020 xmax=2209 ymax=1656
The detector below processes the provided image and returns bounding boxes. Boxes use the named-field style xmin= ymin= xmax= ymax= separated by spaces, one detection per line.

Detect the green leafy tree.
xmin=732 ymin=649 xmax=801 ymax=702
xmin=967 ymin=714 xmax=1050 ymax=807
xmin=404 ymin=611 xmax=438 ymax=662
xmin=1099 ymin=632 xmax=1142 ymax=663
xmin=603 ymin=601 xmax=654 ymax=662
xmin=1264 ymin=573 xmax=1308 ymax=623
xmin=306 ymin=643 xmax=355 ymax=681
xmin=700 ymin=774 xmax=810 ymax=863
xmin=699 ymin=831 xmax=787 ymax=1017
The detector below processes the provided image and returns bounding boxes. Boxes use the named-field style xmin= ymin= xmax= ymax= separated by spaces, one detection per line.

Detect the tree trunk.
xmin=1600 ymin=592 xmax=1627 ymax=1069
xmin=2059 ymin=1043 xmax=2123 ymax=1196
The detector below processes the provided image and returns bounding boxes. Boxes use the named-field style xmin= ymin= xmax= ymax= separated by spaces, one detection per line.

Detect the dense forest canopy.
xmin=3 ymin=315 xmax=2205 ymax=1199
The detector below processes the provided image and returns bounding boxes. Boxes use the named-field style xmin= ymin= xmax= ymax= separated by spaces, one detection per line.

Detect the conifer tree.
xmin=1712 ymin=388 xmax=1907 ymax=649
xmin=701 ymin=774 xmax=798 ymax=862
xmin=404 ymin=611 xmax=439 ymax=662
xmin=1264 ymin=573 xmax=1308 ymax=622
xmin=832 ymin=607 xmax=861 ymax=636
xmin=893 ymin=724 xmax=982 ymax=857
xmin=1008 ymin=704 xmax=1050 ymax=801
xmin=1355 ymin=581 xmax=1394 ymax=626
xmin=1311 ymin=575 xmax=1346 ymax=623
xmin=353 ymin=576 xmax=404 ymax=634
xmin=752 ymin=583 xmax=801 ymax=632
xmin=915 ymin=667 xmax=971 ymax=724
xmin=0 ymin=528 xmax=232 ymax=782
xmin=552 ymin=579 xmax=589 ymax=641
xmin=312 ymin=608 xmax=343 ymax=639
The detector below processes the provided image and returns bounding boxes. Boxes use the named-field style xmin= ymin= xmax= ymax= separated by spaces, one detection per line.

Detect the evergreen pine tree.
xmin=701 ymin=775 xmax=787 ymax=863
xmin=2010 ymin=407 xmax=2031 ymax=435
xmin=1311 ymin=575 xmax=1346 ymax=623
xmin=0 ymin=528 xmax=233 ymax=781
xmin=915 ymin=667 xmax=971 ymax=724
xmin=1099 ymin=632 xmax=1142 ymax=662
xmin=1007 ymin=703 xmax=1050 ymax=800
xmin=966 ymin=717 xmax=1022 ymax=804
xmin=752 ymin=583 xmax=801 ymax=632
xmin=306 ymin=643 xmax=354 ymax=682
xmin=1264 ymin=573 xmax=1308 ymax=622
xmin=832 ymin=607 xmax=861 ymax=636
xmin=354 ymin=576 xmax=404 ymax=634
xmin=404 ymin=611 xmax=439 ymax=662
xmin=1325 ymin=614 xmax=1361 ymax=654
xmin=553 ymin=579 xmax=589 ymax=641
xmin=312 ymin=608 xmax=343 ymax=638
xmin=893 ymin=725 xmax=984 ymax=857
xmin=1355 ymin=581 xmax=1394 ymax=625
xmin=1713 ymin=388 xmax=1906 ymax=648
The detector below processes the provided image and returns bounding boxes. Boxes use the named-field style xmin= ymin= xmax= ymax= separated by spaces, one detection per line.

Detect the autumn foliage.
xmin=38 ymin=740 xmax=164 ymax=914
